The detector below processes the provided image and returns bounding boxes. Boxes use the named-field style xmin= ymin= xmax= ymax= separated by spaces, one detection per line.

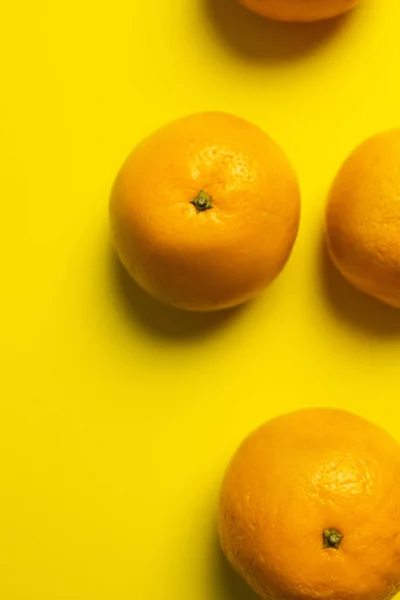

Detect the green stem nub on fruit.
xmin=191 ymin=190 xmax=213 ymax=213
xmin=323 ymin=529 xmax=343 ymax=549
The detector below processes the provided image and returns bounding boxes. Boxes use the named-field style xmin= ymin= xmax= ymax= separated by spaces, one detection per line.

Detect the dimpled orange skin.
xmin=218 ymin=408 xmax=400 ymax=600
xmin=238 ymin=0 xmax=358 ymax=22
xmin=110 ymin=112 xmax=300 ymax=311
xmin=326 ymin=130 xmax=400 ymax=309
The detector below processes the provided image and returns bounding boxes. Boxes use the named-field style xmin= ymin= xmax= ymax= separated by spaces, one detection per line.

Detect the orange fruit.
xmin=326 ymin=130 xmax=400 ymax=308
xmin=238 ymin=0 xmax=358 ymax=21
xmin=219 ymin=408 xmax=400 ymax=600
xmin=110 ymin=112 xmax=300 ymax=312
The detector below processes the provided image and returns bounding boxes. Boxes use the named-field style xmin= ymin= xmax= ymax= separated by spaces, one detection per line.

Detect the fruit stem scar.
xmin=323 ymin=529 xmax=343 ymax=549
xmin=191 ymin=190 xmax=213 ymax=213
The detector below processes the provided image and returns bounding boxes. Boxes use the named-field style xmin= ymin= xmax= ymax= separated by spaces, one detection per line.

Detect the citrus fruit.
xmin=218 ymin=408 xmax=400 ymax=600
xmin=326 ymin=130 xmax=400 ymax=308
xmin=110 ymin=112 xmax=300 ymax=312
xmin=238 ymin=0 xmax=358 ymax=21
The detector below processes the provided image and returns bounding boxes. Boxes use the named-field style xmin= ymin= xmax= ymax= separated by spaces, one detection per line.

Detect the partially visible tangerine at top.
xmin=110 ymin=112 xmax=300 ymax=312
xmin=238 ymin=0 xmax=359 ymax=22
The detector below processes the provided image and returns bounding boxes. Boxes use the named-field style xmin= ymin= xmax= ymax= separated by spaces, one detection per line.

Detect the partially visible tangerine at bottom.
xmin=219 ymin=408 xmax=400 ymax=600
xmin=110 ymin=112 xmax=300 ymax=312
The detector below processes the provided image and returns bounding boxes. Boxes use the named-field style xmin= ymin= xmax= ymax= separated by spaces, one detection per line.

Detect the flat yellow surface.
xmin=1 ymin=0 xmax=400 ymax=598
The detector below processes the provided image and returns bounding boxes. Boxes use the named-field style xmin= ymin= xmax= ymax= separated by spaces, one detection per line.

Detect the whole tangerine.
xmin=110 ymin=112 xmax=300 ymax=311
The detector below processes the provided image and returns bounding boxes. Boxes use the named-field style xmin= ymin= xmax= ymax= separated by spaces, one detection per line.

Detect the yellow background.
xmin=1 ymin=0 xmax=400 ymax=598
